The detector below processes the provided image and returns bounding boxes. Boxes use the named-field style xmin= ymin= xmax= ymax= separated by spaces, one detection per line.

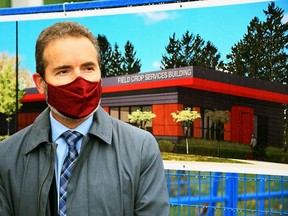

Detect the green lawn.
xmin=161 ymin=152 xmax=247 ymax=163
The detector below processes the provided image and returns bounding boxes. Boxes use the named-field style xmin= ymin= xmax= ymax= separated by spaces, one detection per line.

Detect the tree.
xmin=161 ymin=31 xmax=223 ymax=70
xmin=107 ymin=43 xmax=124 ymax=77
xmin=127 ymin=109 xmax=156 ymax=130
xmin=182 ymin=33 xmax=204 ymax=66
xmin=199 ymin=41 xmax=224 ymax=70
xmin=225 ymin=3 xmax=288 ymax=147
xmin=205 ymin=109 xmax=230 ymax=157
xmin=97 ymin=34 xmax=113 ymax=78
xmin=97 ymin=35 xmax=141 ymax=77
xmin=0 ymin=53 xmax=25 ymax=135
xmin=161 ymin=33 xmax=183 ymax=69
xmin=122 ymin=41 xmax=141 ymax=75
xmin=225 ymin=2 xmax=288 ymax=83
xmin=18 ymin=68 xmax=34 ymax=89
xmin=171 ymin=107 xmax=201 ymax=154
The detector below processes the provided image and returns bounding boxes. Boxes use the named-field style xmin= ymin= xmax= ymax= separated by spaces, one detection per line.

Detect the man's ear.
xmin=33 ymin=73 xmax=45 ymax=94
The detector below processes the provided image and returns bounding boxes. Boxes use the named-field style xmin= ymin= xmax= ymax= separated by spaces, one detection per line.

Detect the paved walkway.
xmin=163 ymin=159 xmax=288 ymax=176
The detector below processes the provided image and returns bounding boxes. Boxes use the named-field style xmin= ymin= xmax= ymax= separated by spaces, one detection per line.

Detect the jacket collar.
xmin=25 ymin=108 xmax=51 ymax=154
xmin=88 ymin=107 xmax=113 ymax=145
xmin=25 ymin=107 xmax=112 ymax=154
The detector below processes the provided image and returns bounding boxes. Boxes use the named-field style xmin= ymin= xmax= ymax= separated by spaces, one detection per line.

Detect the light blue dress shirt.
xmin=50 ymin=112 xmax=93 ymax=209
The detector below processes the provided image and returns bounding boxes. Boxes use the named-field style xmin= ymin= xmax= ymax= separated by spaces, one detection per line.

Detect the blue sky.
xmin=0 ymin=0 xmax=287 ymax=76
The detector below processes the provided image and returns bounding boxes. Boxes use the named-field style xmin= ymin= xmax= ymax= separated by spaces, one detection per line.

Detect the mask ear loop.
xmin=40 ymin=74 xmax=48 ymax=84
xmin=40 ymin=75 xmax=48 ymax=99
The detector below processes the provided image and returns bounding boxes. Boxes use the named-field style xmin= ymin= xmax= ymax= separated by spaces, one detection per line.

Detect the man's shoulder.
xmin=0 ymin=125 xmax=33 ymax=150
xmin=0 ymin=125 xmax=33 ymax=170
xmin=110 ymin=116 xmax=150 ymax=136
xmin=92 ymin=107 xmax=156 ymax=147
xmin=97 ymin=108 xmax=148 ymax=136
xmin=0 ymin=109 xmax=50 ymax=154
xmin=109 ymin=116 xmax=158 ymax=153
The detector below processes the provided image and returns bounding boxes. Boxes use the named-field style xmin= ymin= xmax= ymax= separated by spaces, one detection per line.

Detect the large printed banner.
xmin=0 ymin=0 xmax=287 ymax=87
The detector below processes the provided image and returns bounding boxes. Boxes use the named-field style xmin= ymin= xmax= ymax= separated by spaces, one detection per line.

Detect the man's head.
xmin=33 ymin=21 xmax=102 ymax=128
xmin=35 ymin=21 xmax=100 ymax=79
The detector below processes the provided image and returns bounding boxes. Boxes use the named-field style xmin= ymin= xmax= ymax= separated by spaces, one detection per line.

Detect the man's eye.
xmin=85 ymin=67 xmax=94 ymax=71
xmin=58 ymin=70 xmax=69 ymax=75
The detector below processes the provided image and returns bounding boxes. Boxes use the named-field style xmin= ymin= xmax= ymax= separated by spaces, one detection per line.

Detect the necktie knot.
xmin=62 ymin=130 xmax=83 ymax=146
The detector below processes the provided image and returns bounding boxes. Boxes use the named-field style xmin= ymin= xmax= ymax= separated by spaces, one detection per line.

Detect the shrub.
xmin=169 ymin=138 xmax=287 ymax=163
xmin=158 ymin=140 xmax=175 ymax=153
xmin=265 ymin=146 xmax=288 ymax=163
xmin=174 ymin=138 xmax=252 ymax=159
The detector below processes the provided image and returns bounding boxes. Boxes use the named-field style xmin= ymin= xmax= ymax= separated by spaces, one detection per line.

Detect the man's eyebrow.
xmin=82 ymin=61 xmax=97 ymax=67
xmin=53 ymin=65 xmax=71 ymax=71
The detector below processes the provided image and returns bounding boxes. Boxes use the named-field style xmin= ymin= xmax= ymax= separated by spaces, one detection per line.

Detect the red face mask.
xmin=46 ymin=77 xmax=102 ymax=119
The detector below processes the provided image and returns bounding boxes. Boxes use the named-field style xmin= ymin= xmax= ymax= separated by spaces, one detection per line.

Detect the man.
xmin=0 ymin=21 xmax=169 ymax=216
xmin=250 ymin=133 xmax=258 ymax=159
xmin=250 ymin=134 xmax=257 ymax=148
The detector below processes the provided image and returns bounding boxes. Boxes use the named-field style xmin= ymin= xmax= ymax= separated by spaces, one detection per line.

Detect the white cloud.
xmin=282 ymin=13 xmax=288 ymax=24
xmin=152 ymin=61 xmax=162 ymax=70
xmin=138 ymin=11 xmax=178 ymax=25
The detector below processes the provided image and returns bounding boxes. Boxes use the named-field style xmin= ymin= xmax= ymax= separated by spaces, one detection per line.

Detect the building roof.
xmin=22 ymin=66 xmax=288 ymax=104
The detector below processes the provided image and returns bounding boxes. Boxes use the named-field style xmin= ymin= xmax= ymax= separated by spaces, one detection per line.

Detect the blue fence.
xmin=165 ymin=170 xmax=288 ymax=215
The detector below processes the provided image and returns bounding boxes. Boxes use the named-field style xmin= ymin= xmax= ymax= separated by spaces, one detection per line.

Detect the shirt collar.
xmin=25 ymin=107 xmax=112 ymax=154
xmin=50 ymin=112 xmax=93 ymax=143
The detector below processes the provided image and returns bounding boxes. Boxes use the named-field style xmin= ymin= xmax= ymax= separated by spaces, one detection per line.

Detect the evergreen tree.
xmin=179 ymin=31 xmax=195 ymax=66
xmin=97 ymin=35 xmax=140 ymax=77
xmin=161 ymin=31 xmax=223 ymax=70
xmin=122 ymin=41 xmax=141 ymax=74
xmin=108 ymin=43 xmax=124 ymax=77
xmin=186 ymin=33 xmax=205 ymax=66
xmin=97 ymin=34 xmax=112 ymax=78
xmin=161 ymin=33 xmax=182 ymax=69
xmin=200 ymin=41 xmax=224 ymax=70
xmin=225 ymin=2 xmax=288 ymax=83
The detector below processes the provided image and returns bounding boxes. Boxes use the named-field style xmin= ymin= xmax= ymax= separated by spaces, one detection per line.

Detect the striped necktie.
xmin=59 ymin=130 xmax=83 ymax=216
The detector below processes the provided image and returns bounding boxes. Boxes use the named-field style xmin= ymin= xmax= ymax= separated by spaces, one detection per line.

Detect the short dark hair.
xmin=35 ymin=21 xmax=100 ymax=78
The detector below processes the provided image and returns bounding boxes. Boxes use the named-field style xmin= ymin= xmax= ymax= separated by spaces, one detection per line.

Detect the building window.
xmin=109 ymin=105 xmax=153 ymax=132
xmin=110 ymin=107 xmax=119 ymax=119
xmin=131 ymin=106 xmax=141 ymax=113
xmin=120 ymin=107 xmax=129 ymax=122
xmin=202 ymin=109 xmax=224 ymax=141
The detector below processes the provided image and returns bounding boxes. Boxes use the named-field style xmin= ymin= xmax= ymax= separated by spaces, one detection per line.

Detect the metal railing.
xmin=164 ymin=161 xmax=288 ymax=216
